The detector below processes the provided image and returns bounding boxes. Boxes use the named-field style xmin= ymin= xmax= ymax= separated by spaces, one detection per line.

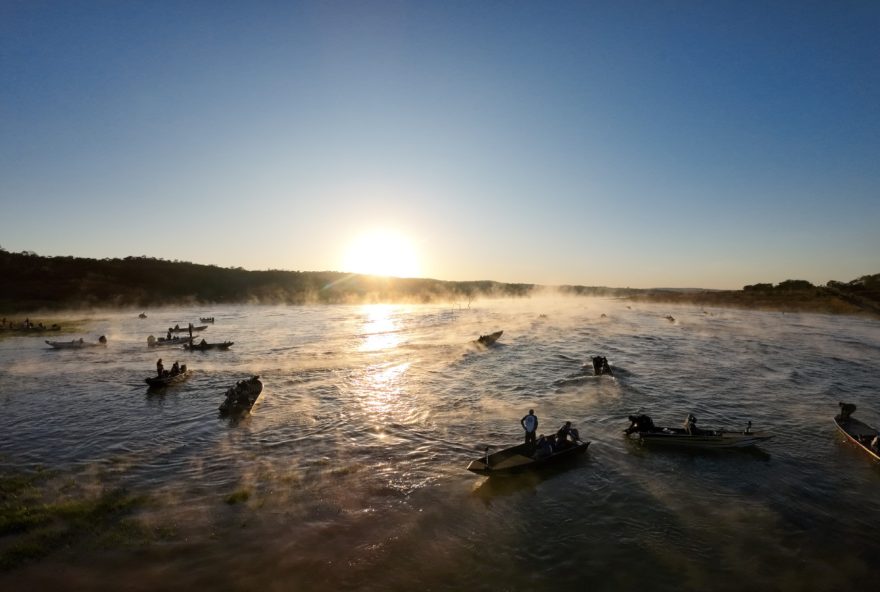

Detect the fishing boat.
xmin=466 ymin=439 xmax=589 ymax=476
xmin=145 ymin=369 xmax=192 ymax=388
xmin=199 ymin=317 xmax=215 ymax=323
xmin=476 ymin=330 xmax=503 ymax=346
xmin=625 ymin=417 xmax=772 ymax=449
xmin=147 ymin=335 xmax=196 ymax=347
xmin=138 ymin=312 xmax=147 ymax=319
xmin=219 ymin=376 xmax=263 ymax=415
xmin=834 ymin=403 xmax=880 ymax=461
xmin=589 ymin=355 xmax=614 ymax=376
xmin=184 ymin=340 xmax=233 ymax=351
xmin=45 ymin=336 xmax=107 ymax=349
xmin=168 ymin=325 xmax=208 ymax=333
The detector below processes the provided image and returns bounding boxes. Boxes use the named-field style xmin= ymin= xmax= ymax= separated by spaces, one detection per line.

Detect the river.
xmin=1 ymin=298 xmax=878 ymax=591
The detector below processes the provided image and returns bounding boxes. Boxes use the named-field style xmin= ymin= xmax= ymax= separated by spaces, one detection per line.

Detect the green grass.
xmin=0 ymin=467 xmax=149 ymax=571
xmin=224 ymin=489 xmax=251 ymax=505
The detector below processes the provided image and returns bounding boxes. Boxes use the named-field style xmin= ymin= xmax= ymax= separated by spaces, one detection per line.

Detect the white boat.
xmin=46 ymin=336 xmax=107 ymax=349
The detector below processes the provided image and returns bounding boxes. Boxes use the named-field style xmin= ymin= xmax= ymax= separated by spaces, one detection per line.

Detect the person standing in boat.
xmin=156 ymin=358 xmax=164 ymax=377
xmin=521 ymin=409 xmax=538 ymax=445
xmin=684 ymin=414 xmax=699 ymax=435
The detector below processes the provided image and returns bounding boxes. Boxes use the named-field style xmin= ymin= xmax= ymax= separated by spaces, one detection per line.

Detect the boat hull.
xmin=834 ymin=416 xmax=880 ymax=462
xmin=633 ymin=428 xmax=773 ymax=449
xmin=184 ymin=341 xmax=233 ymax=351
xmin=147 ymin=335 xmax=196 ymax=347
xmin=145 ymin=370 xmax=193 ymax=388
xmin=476 ymin=330 xmax=503 ymax=346
xmin=45 ymin=340 xmax=106 ymax=349
xmin=466 ymin=440 xmax=589 ymax=476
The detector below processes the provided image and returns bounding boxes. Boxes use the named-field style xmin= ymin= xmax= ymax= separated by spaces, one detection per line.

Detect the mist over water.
xmin=1 ymin=298 xmax=879 ymax=590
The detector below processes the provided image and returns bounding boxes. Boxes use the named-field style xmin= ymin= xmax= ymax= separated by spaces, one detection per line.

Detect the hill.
xmin=1 ymin=249 xmax=877 ymax=317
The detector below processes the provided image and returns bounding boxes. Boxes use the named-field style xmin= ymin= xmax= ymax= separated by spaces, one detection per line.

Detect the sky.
xmin=1 ymin=1 xmax=878 ymax=289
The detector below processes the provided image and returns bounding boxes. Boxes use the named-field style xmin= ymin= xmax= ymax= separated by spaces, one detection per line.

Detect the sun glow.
xmin=342 ymin=230 xmax=420 ymax=278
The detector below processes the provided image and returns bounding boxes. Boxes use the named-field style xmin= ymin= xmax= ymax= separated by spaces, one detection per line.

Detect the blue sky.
xmin=1 ymin=1 xmax=877 ymax=289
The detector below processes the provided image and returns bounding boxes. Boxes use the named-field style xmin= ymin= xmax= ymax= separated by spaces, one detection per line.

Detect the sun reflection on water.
xmin=358 ymin=304 xmax=402 ymax=352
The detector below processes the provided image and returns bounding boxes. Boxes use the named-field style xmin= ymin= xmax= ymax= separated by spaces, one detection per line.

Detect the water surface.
xmin=1 ymin=299 xmax=878 ymax=591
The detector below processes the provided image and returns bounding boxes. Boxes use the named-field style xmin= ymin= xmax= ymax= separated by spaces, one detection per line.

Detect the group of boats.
xmin=144 ymin=367 xmax=263 ymax=416
xmin=467 ymin=403 xmax=879 ymax=478
xmin=145 ymin=319 xmax=233 ymax=350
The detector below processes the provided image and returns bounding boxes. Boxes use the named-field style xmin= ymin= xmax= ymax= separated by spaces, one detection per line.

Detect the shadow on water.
xmin=621 ymin=436 xmax=773 ymax=462
xmin=470 ymin=452 xmax=592 ymax=504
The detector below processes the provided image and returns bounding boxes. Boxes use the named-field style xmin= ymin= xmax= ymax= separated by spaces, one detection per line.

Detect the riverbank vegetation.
xmin=1 ymin=249 xmax=877 ymax=316
xmin=0 ymin=466 xmax=148 ymax=571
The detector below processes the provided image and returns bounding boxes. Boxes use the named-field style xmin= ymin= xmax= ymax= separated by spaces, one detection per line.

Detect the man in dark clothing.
xmin=521 ymin=409 xmax=538 ymax=445
xmin=556 ymin=421 xmax=579 ymax=447
xmin=625 ymin=414 xmax=655 ymax=435
xmin=156 ymin=359 xmax=164 ymax=377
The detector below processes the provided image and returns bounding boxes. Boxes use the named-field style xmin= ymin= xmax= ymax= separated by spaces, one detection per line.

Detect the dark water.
xmin=1 ymin=299 xmax=878 ymax=591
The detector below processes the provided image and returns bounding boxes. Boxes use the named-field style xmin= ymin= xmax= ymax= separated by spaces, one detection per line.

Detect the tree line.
xmin=1 ymin=248 xmax=877 ymax=316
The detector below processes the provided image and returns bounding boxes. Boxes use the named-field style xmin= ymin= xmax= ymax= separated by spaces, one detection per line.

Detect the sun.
xmin=342 ymin=230 xmax=421 ymax=278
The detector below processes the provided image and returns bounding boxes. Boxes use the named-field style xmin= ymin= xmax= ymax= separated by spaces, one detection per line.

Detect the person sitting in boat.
xmin=872 ymin=433 xmax=880 ymax=453
xmin=156 ymin=358 xmax=164 ymax=377
xmin=180 ymin=363 xmax=187 ymax=374
xmin=592 ymin=356 xmax=603 ymax=375
xmin=535 ymin=434 xmax=554 ymax=459
xmin=166 ymin=330 xmax=172 ymax=340
xmin=174 ymin=324 xmax=180 ymax=330
xmin=200 ymin=338 xmax=208 ymax=346
xmin=684 ymin=414 xmax=700 ymax=435
xmin=556 ymin=421 xmax=579 ymax=448
xmin=98 ymin=335 xmax=107 ymax=344
xmin=625 ymin=414 xmax=655 ymax=435
xmin=170 ymin=361 xmax=180 ymax=376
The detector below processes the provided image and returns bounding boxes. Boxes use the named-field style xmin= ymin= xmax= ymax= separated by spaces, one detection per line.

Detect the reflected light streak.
xmin=358 ymin=304 xmax=402 ymax=352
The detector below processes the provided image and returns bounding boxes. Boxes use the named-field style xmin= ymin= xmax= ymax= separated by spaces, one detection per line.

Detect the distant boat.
xmin=147 ymin=335 xmax=196 ymax=347
xmin=46 ymin=335 xmax=107 ymax=349
xmin=476 ymin=330 xmax=503 ymax=346
xmin=589 ymin=355 xmax=614 ymax=376
xmin=169 ymin=325 xmax=208 ymax=333
xmin=145 ymin=369 xmax=192 ymax=388
xmin=199 ymin=317 xmax=215 ymax=323
xmin=834 ymin=403 xmax=880 ymax=462
xmin=138 ymin=312 xmax=147 ymax=319
xmin=184 ymin=340 xmax=233 ymax=351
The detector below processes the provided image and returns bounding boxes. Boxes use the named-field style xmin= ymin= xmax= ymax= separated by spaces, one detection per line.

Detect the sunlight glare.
xmin=342 ymin=230 xmax=420 ymax=278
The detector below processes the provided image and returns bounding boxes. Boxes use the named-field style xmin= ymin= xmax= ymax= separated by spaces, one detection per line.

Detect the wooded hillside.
xmin=1 ymin=249 xmax=877 ymax=316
